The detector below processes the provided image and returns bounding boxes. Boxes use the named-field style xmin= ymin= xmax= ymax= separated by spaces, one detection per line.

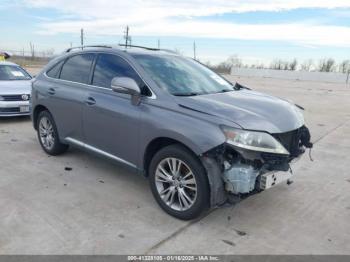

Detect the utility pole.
xmin=22 ymin=47 xmax=25 ymax=64
xmin=124 ymin=26 xmax=131 ymax=48
xmin=29 ymin=42 xmax=35 ymax=60
xmin=193 ymin=41 xmax=197 ymax=60
xmin=125 ymin=26 xmax=129 ymax=47
xmin=80 ymin=28 xmax=84 ymax=49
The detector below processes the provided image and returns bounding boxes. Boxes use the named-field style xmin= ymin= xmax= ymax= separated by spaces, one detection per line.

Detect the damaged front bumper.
xmin=201 ymin=125 xmax=312 ymax=207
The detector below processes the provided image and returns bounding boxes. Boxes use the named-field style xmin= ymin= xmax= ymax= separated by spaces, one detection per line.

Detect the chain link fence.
xmin=1 ymin=49 xmax=52 ymax=67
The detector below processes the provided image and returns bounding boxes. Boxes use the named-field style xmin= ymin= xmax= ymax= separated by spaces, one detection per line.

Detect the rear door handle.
xmin=85 ymin=97 xmax=96 ymax=106
xmin=48 ymin=88 xmax=55 ymax=95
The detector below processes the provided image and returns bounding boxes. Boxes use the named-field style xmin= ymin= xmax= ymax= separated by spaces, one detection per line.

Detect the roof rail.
xmin=159 ymin=49 xmax=178 ymax=54
xmin=65 ymin=45 xmax=113 ymax=53
xmin=64 ymin=44 xmax=179 ymax=55
xmin=118 ymin=44 xmax=160 ymax=51
xmin=118 ymin=44 xmax=180 ymax=55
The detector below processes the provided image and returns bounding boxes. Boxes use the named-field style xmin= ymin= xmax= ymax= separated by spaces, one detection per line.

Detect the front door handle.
xmin=85 ymin=97 xmax=96 ymax=106
xmin=48 ymin=88 xmax=55 ymax=95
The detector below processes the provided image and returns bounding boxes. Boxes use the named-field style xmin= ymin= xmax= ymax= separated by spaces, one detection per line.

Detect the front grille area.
xmin=0 ymin=107 xmax=20 ymax=113
xmin=272 ymin=128 xmax=302 ymax=157
xmin=1 ymin=94 xmax=30 ymax=101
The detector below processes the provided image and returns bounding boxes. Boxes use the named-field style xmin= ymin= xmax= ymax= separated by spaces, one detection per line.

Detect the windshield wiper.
xmin=172 ymin=92 xmax=200 ymax=96
xmin=234 ymin=82 xmax=251 ymax=90
xmin=217 ymin=89 xmax=233 ymax=93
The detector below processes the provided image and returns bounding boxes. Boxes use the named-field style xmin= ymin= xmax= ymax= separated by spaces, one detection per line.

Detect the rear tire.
xmin=149 ymin=144 xmax=210 ymax=220
xmin=36 ymin=110 xmax=68 ymax=155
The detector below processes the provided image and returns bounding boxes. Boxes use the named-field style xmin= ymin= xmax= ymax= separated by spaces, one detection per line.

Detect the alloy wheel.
xmin=155 ymin=157 xmax=197 ymax=211
xmin=39 ymin=116 xmax=55 ymax=151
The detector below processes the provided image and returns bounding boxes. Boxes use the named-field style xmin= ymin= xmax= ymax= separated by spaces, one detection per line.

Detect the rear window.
xmin=0 ymin=65 xmax=32 ymax=81
xmin=60 ymin=54 xmax=95 ymax=84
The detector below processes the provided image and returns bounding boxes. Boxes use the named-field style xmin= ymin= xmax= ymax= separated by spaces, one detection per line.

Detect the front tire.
xmin=37 ymin=110 xmax=68 ymax=155
xmin=149 ymin=144 xmax=210 ymax=220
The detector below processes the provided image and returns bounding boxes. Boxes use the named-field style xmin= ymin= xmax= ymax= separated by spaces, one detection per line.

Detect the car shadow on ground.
xmin=0 ymin=116 xmax=31 ymax=124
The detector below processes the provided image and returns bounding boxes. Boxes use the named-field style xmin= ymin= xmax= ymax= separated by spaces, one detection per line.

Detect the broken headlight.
xmin=221 ymin=126 xmax=289 ymax=155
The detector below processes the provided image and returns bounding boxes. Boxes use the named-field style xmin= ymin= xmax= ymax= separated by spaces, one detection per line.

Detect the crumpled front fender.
xmin=200 ymin=156 xmax=227 ymax=207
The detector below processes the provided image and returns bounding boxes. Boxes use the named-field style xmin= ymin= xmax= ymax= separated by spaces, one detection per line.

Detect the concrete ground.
xmin=0 ymin=74 xmax=350 ymax=254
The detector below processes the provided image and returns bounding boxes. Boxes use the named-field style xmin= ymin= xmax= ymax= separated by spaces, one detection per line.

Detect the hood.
xmin=0 ymin=80 xmax=32 ymax=95
xmin=175 ymin=89 xmax=304 ymax=134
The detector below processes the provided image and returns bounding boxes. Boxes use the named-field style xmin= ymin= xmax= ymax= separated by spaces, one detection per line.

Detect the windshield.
xmin=132 ymin=54 xmax=234 ymax=96
xmin=0 ymin=65 xmax=32 ymax=81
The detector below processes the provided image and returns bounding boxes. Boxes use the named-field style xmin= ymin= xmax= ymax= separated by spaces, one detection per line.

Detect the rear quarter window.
xmin=60 ymin=54 xmax=95 ymax=84
xmin=46 ymin=60 xmax=64 ymax=78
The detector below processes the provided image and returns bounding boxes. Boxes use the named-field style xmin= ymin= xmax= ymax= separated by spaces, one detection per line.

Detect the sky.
xmin=1 ymin=0 xmax=350 ymax=65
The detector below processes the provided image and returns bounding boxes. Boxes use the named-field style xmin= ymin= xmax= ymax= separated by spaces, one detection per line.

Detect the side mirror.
xmin=111 ymin=77 xmax=141 ymax=96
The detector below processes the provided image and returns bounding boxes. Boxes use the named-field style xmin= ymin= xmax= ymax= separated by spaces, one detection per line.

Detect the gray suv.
xmin=31 ymin=45 xmax=312 ymax=220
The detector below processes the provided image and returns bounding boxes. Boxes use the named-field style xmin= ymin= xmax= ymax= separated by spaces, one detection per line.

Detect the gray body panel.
xmin=31 ymin=46 xmax=305 ymax=172
xmin=33 ymin=78 xmax=85 ymax=141
xmin=82 ymin=87 xmax=141 ymax=166
xmin=137 ymin=99 xmax=228 ymax=167
xmin=174 ymin=89 xmax=304 ymax=134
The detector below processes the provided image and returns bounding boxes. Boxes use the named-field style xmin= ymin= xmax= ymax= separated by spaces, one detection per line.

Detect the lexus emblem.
xmin=22 ymin=94 xmax=29 ymax=101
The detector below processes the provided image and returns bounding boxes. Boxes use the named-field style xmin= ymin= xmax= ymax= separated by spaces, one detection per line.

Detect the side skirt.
xmin=65 ymin=137 xmax=138 ymax=169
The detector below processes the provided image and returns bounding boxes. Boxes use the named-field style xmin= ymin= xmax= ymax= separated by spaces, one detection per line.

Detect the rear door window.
xmin=60 ymin=54 xmax=95 ymax=84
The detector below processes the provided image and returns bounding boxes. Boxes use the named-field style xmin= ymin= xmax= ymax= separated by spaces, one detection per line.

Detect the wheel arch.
xmin=32 ymin=104 xmax=49 ymax=130
xmin=143 ymin=137 xmax=200 ymax=177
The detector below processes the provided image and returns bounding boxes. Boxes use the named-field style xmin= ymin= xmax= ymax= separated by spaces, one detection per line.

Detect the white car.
xmin=0 ymin=61 xmax=32 ymax=117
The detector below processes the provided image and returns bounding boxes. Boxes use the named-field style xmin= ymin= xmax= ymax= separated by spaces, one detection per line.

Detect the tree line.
xmin=206 ymin=55 xmax=350 ymax=75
